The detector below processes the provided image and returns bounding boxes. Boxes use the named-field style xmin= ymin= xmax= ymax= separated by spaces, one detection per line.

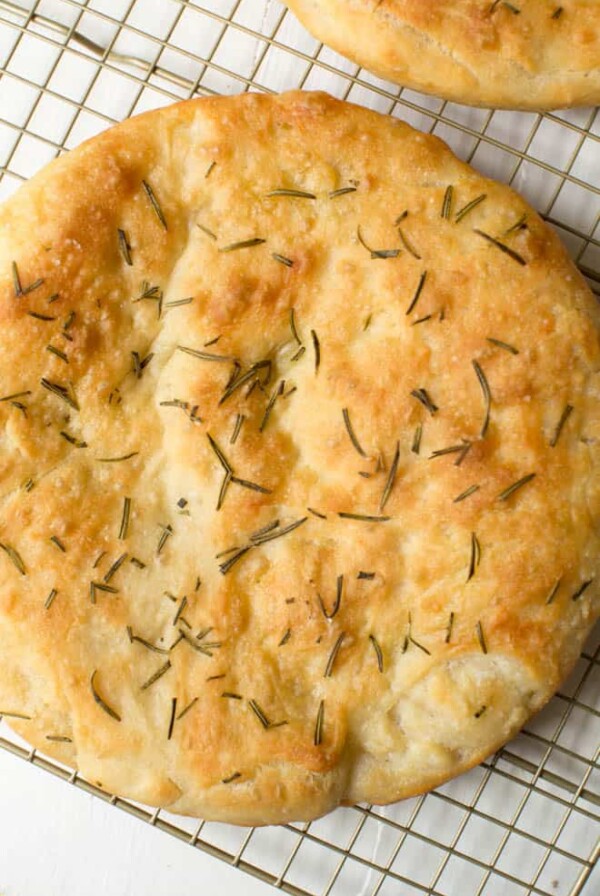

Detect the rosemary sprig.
xmin=318 ymin=574 xmax=344 ymax=620
xmin=176 ymin=698 xmax=198 ymax=721
xmin=397 ymin=225 xmax=421 ymax=259
xmin=503 ymin=214 xmax=527 ymax=237
xmin=311 ymin=330 xmax=320 ymax=373
xmin=127 ymin=627 xmax=170 ymax=655
xmin=60 ymin=431 xmax=87 ymax=448
xmin=222 ymin=772 xmax=241 ymax=784
xmin=219 ymin=360 xmax=271 ymax=405
xmin=165 ymin=298 xmax=194 ymax=310
xmin=11 ymin=261 xmax=21 ymax=297
xmin=205 ymin=161 xmax=216 ymax=178
xmin=472 ymin=360 xmax=491 ymax=438
xmin=411 ymin=423 xmax=423 ymax=455
xmin=453 ymin=484 xmax=480 ymax=503
xmin=166 ymin=697 xmax=177 ymax=740
xmin=129 ymin=557 xmax=145 ymax=569
xmin=250 ymin=517 xmax=308 ymax=545
xmin=474 ymin=706 xmax=487 ymax=718
xmin=441 ymin=185 xmax=454 ymax=220
xmin=97 ymin=452 xmax=139 ymax=463
xmin=248 ymin=699 xmax=270 ymax=729
xmin=28 ymin=311 xmax=55 ymax=321
xmin=473 ymin=229 xmax=526 ymax=266
xmin=215 ymin=545 xmax=239 ymax=560
xmin=90 ymin=581 xmax=119 ymax=604
xmin=104 ymin=552 xmax=128 ymax=584
xmin=410 ymin=388 xmax=438 ymax=416
xmin=11 ymin=261 xmax=44 ymax=297
xmin=467 ymin=532 xmax=481 ymax=582
xmin=45 ymin=589 xmax=58 ymax=610
xmin=330 ymin=187 xmax=357 ymax=198
xmin=551 ymin=6 xmax=563 ymax=18
xmin=314 ymin=700 xmax=325 ymax=745
xmin=486 ymin=337 xmax=519 ymax=355
xmin=219 ymin=238 xmax=266 ymax=253
xmin=91 ymin=671 xmax=121 ymax=721
xmin=231 ymin=413 xmax=245 ymax=444
xmin=46 ymin=345 xmax=68 ymax=363
xmin=173 ymin=596 xmax=188 ymax=627
xmin=0 ymin=543 xmax=26 ymax=575
xmin=141 ymin=661 xmax=172 ymax=691
xmin=290 ymin=308 xmax=302 ymax=345
xmin=222 ymin=692 xmax=243 ymax=700
xmin=231 ymin=476 xmax=272 ymax=495
xmin=142 ymin=180 xmax=167 ymax=230
xmin=572 ymin=579 xmax=593 ymax=602
xmin=207 ymin=433 xmax=232 ymax=473
xmin=0 ymin=390 xmax=31 ymax=403
xmin=40 ymin=378 xmax=79 ymax=411
xmin=406 ymin=271 xmax=428 ymax=315
xmin=219 ymin=546 xmax=251 ymax=575
xmin=118 ymin=229 xmax=133 ymax=266
xmin=272 ymin=253 xmax=293 ymax=267
xmin=455 ymin=194 xmax=487 ymax=224
xmin=430 ymin=441 xmax=471 ymax=466
xmin=266 ymin=188 xmax=316 ymax=199
xmin=550 ymin=404 xmax=574 ymax=448
xmin=445 ymin=612 xmax=455 ymax=644
xmin=260 ymin=381 xmax=284 ymax=432
xmin=324 ymin=632 xmax=346 ymax=678
xmin=476 ymin=621 xmax=487 ymax=654
xmin=251 ymin=520 xmax=279 ymax=540
xmin=404 ymin=612 xmax=430 ymax=655
xmin=380 ymin=442 xmax=400 ymax=511
xmin=357 ymin=226 xmax=399 ymax=259
xmin=157 ymin=524 xmax=173 ymax=555
xmin=545 ymin=579 xmax=561 ymax=605
xmin=338 ymin=512 xmax=391 ymax=522
xmin=369 ymin=634 xmax=384 ymax=672
xmin=50 ymin=535 xmax=66 ymax=552
xmin=46 ymin=735 xmax=72 ymax=743
xmin=177 ymin=345 xmax=235 ymax=364
xmin=358 ymin=571 xmax=375 ymax=580
xmin=118 ymin=497 xmax=131 ymax=540
xmin=0 ymin=708 xmax=31 ymax=721
xmin=342 ymin=408 xmax=367 ymax=457
xmin=497 ymin=473 xmax=536 ymax=501
xmin=279 ymin=628 xmax=292 ymax=647
xmin=197 ymin=223 xmax=217 ymax=241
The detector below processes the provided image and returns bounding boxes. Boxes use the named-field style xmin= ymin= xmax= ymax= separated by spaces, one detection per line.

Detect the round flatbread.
xmin=286 ymin=0 xmax=600 ymax=110
xmin=0 ymin=91 xmax=598 ymax=825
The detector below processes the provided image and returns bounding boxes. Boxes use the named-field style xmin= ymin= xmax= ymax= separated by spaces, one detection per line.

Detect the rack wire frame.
xmin=0 ymin=2 xmax=598 ymax=894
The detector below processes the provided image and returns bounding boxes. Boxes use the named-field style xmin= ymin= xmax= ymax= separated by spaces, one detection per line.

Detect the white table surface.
xmin=0 ymin=750 xmax=274 ymax=896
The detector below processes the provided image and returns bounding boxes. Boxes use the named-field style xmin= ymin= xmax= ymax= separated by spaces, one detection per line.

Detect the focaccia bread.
xmin=286 ymin=0 xmax=600 ymax=110
xmin=0 ymin=91 xmax=599 ymax=825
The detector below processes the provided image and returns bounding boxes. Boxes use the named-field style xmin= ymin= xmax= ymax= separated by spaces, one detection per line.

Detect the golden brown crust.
xmin=0 ymin=91 xmax=599 ymax=824
xmin=286 ymin=0 xmax=600 ymax=110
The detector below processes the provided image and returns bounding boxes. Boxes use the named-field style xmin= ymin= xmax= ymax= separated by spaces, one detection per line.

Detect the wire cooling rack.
xmin=0 ymin=2 xmax=599 ymax=895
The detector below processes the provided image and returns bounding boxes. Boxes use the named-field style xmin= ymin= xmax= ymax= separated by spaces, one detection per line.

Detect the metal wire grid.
xmin=0 ymin=2 xmax=598 ymax=894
